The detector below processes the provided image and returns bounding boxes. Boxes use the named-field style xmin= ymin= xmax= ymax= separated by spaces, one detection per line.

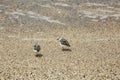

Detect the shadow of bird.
xmin=35 ymin=54 xmax=43 ymax=57
xmin=62 ymin=48 xmax=72 ymax=52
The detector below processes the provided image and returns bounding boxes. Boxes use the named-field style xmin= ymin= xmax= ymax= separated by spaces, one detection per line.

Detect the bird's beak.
xmin=57 ymin=38 xmax=59 ymax=40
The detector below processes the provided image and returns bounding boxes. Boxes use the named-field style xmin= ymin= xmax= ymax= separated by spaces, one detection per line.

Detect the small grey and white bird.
xmin=57 ymin=37 xmax=70 ymax=49
xmin=33 ymin=42 xmax=41 ymax=54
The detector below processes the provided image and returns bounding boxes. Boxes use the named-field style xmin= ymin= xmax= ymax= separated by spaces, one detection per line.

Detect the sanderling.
xmin=33 ymin=42 xmax=41 ymax=53
xmin=57 ymin=37 xmax=70 ymax=49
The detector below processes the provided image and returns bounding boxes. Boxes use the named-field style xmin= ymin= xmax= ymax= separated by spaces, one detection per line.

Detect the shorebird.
xmin=33 ymin=42 xmax=41 ymax=54
xmin=57 ymin=37 xmax=70 ymax=49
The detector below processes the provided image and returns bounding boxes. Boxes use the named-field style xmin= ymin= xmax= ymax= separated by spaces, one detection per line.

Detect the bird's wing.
xmin=61 ymin=39 xmax=70 ymax=47
xmin=37 ymin=45 xmax=41 ymax=51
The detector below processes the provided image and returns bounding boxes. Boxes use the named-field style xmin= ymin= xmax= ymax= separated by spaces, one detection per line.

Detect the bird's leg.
xmin=36 ymin=52 xmax=39 ymax=57
xmin=35 ymin=52 xmax=37 ymax=55
xmin=61 ymin=45 xmax=64 ymax=50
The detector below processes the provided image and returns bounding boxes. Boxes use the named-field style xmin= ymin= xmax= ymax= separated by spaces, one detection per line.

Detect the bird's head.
xmin=57 ymin=37 xmax=60 ymax=40
xmin=57 ymin=37 xmax=63 ymax=41
xmin=34 ymin=42 xmax=39 ymax=46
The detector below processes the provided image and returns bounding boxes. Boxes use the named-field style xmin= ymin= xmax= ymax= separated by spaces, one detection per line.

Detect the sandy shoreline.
xmin=0 ymin=0 xmax=120 ymax=79
xmin=0 ymin=23 xmax=120 ymax=80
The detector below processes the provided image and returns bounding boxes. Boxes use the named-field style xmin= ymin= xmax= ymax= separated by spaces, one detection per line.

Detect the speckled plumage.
xmin=57 ymin=37 xmax=70 ymax=47
xmin=33 ymin=43 xmax=41 ymax=53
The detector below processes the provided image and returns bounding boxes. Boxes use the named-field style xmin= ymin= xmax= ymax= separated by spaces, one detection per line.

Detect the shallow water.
xmin=0 ymin=0 xmax=120 ymax=27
